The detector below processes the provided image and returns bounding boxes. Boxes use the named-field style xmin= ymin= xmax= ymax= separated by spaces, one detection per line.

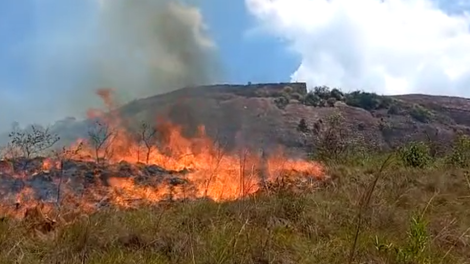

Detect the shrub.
xmin=447 ymin=133 xmax=470 ymax=167
xmin=327 ymin=97 xmax=337 ymax=107
xmin=274 ymin=96 xmax=289 ymax=109
xmin=378 ymin=96 xmax=393 ymax=109
xmin=409 ymin=105 xmax=431 ymax=123
xmin=302 ymin=92 xmax=321 ymax=107
xmin=345 ymin=91 xmax=382 ymax=111
xmin=310 ymin=113 xmax=351 ymax=160
xmin=297 ymin=118 xmax=309 ymax=133
xmin=387 ymin=104 xmax=400 ymax=115
xmin=399 ymin=141 xmax=432 ymax=168
xmin=313 ymin=86 xmax=331 ymax=99
xmin=282 ymin=86 xmax=294 ymax=94
xmin=330 ymin=88 xmax=344 ymax=101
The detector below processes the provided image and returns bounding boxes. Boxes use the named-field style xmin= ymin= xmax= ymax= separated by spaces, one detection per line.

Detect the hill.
xmin=89 ymin=82 xmax=470 ymax=154
xmin=3 ymin=82 xmax=470 ymax=156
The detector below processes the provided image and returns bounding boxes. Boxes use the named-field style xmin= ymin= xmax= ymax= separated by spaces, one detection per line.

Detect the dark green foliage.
xmin=387 ymin=104 xmax=401 ymax=115
xmin=327 ymin=97 xmax=337 ymax=107
xmin=399 ymin=141 xmax=431 ymax=168
xmin=274 ymin=96 xmax=289 ymax=109
xmin=330 ymin=88 xmax=344 ymax=101
xmin=300 ymin=86 xmax=394 ymax=111
xmin=313 ymin=86 xmax=331 ymax=100
xmin=377 ymin=96 xmax=393 ymax=109
xmin=345 ymin=91 xmax=383 ymax=111
xmin=447 ymin=133 xmax=470 ymax=167
xmin=410 ymin=105 xmax=432 ymax=123
xmin=302 ymin=92 xmax=321 ymax=107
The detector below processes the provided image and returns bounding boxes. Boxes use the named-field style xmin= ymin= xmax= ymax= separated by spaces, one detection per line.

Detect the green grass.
xmin=1 ymin=156 xmax=469 ymax=264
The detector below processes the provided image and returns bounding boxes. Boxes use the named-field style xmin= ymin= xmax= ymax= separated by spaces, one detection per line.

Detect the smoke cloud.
xmin=0 ymin=0 xmax=221 ymax=131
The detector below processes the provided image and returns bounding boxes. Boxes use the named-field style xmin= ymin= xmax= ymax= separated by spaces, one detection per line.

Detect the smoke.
xmin=0 ymin=0 xmax=221 ymax=131
xmin=82 ymin=0 xmax=221 ymax=105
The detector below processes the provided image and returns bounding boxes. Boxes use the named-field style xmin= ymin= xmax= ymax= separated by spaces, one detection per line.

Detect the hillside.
xmin=96 ymin=83 xmax=470 ymax=154
xmin=3 ymin=82 xmax=470 ymax=156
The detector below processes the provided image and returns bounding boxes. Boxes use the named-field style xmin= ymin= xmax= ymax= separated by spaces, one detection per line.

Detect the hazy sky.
xmin=2 ymin=0 xmax=470 ymax=128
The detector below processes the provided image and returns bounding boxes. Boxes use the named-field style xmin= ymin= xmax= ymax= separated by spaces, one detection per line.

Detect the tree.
xmin=51 ymin=142 xmax=83 ymax=205
xmin=137 ymin=121 xmax=158 ymax=164
xmin=330 ymin=88 xmax=344 ymax=101
xmin=345 ymin=91 xmax=381 ymax=110
xmin=87 ymin=120 xmax=115 ymax=164
xmin=8 ymin=125 xmax=60 ymax=159
xmin=313 ymin=86 xmax=331 ymax=99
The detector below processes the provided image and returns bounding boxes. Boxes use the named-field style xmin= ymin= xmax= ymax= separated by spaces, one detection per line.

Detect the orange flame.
xmin=0 ymin=88 xmax=325 ymax=218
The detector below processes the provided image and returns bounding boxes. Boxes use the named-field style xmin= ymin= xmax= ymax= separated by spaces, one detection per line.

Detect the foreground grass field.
xmin=0 ymin=156 xmax=469 ymax=264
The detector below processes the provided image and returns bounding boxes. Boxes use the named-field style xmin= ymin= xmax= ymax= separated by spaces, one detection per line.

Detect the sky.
xmin=2 ymin=0 xmax=470 ymax=128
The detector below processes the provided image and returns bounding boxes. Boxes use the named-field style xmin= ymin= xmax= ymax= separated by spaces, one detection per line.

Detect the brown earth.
xmin=108 ymin=83 xmax=470 ymax=154
xmin=5 ymin=82 xmax=470 ymax=156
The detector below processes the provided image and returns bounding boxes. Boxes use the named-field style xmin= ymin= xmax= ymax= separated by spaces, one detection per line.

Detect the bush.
xmin=282 ymin=86 xmax=294 ymax=94
xmin=447 ymin=133 xmax=470 ymax=167
xmin=302 ymin=92 xmax=321 ymax=107
xmin=399 ymin=141 xmax=432 ymax=168
xmin=345 ymin=91 xmax=382 ymax=110
xmin=327 ymin=97 xmax=337 ymax=107
xmin=387 ymin=104 xmax=400 ymax=115
xmin=274 ymin=96 xmax=289 ymax=109
xmin=297 ymin=118 xmax=309 ymax=133
xmin=378 ymin=96 xmax=393 ymax=109
xmin=310 ymin=113 xmax=351 ymax=161
xmin=313 ymin=86 xmax=331 ymax=100
xmin=330 ymin=88 xmax=344 ymax=101
xmin=409 ymin=105 xmax=432 ymax=123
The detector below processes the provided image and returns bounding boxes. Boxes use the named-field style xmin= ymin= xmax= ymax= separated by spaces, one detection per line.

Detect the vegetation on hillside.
xmin=274 ymin=85 xmax=435 ymax=123
xmin=0 ymin=110 xmax=469 ymax=263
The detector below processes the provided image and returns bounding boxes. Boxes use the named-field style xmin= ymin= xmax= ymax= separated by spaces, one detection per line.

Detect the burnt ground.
xmin=0 ymin=156 xmax=323 ymax=216
xmin=0 ymin=157 xmax=191 ymax=211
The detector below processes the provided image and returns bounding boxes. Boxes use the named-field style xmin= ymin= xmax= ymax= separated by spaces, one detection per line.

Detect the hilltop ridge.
xmin=3 ymin=82 xmax=470 ymax=155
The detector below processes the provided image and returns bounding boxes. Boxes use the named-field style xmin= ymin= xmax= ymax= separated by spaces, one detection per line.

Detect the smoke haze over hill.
xmin=0 ymin=0 xmax=221 ymax=131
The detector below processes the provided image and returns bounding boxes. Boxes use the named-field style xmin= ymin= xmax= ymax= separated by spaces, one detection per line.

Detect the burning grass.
xmin=0 ymin=88 xmax=325 ymax=219
xmin=0 ymin=162 xmax=469 ymax=263
xmin=1 ymin=89 xmax=469 ymax=263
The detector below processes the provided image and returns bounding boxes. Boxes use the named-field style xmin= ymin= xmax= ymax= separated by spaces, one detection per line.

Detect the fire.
xmin=0 ymin=88 xmax=325 ymax=219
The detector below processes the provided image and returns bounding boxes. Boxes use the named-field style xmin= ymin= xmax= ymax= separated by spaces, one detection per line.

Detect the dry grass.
xmin=0 ymin=157 xmax=469 ymax=264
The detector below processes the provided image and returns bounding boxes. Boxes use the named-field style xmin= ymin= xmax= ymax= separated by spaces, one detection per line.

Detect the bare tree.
xmin=87 ymin=120 xmax=115 ymax=164
xmin=137 ymin=121 xmax=158 ymax=164
xmin=309 ymin=113 xmax=351 ymax=160
xmin=8 ymin=125 xmax=60 ymax=159
xmin=51 ymin=142 xmax=83 ymax=206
